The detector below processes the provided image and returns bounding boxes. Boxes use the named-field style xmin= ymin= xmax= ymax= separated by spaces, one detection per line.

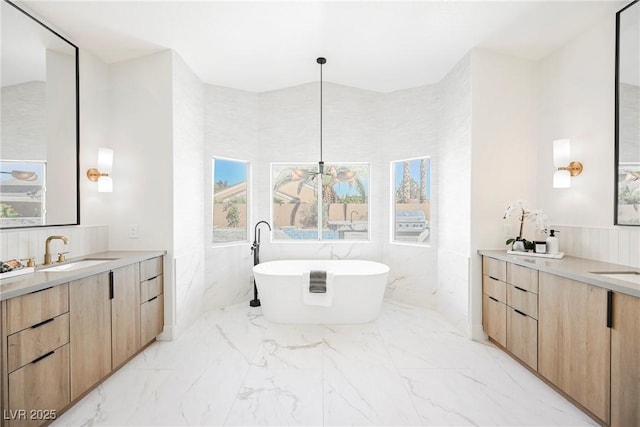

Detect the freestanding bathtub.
xmin=252 ymin=260 xmax=390 ymax=324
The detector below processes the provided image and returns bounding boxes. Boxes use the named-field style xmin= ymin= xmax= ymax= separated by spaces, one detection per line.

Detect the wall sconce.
xmin=87 ymin=147 xmax=113 ymax=192
xmin=553 ymin=139 xmax=583 ymax=188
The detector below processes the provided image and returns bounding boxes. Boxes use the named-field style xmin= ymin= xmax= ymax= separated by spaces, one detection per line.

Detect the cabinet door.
xmin=8 ymin=344 xmax=69 ymax=427
xmin=538 ymin=272 xmax=610 ymax=424
xmin=611 ymin=292 xmax=640 ymax=427
xmin=506 ymin=307 xmax=537 ymax=370
xmin=69 ymin=273 xmax=112 ymax=400
xmin=111 ymin=264 xmax=140 ymax=369
xmin=482 ymin=294 xmax=506 ymax=347
xmin=141 ymin=294 xmax=164 ymax=345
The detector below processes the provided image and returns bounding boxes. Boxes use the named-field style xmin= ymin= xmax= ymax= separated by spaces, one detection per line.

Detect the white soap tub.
xmin=252 ymin=259 xmax=390 ymax=324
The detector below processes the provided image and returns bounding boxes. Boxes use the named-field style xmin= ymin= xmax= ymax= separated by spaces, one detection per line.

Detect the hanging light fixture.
xmin=317 ymin=57 xmax=326 ymax=175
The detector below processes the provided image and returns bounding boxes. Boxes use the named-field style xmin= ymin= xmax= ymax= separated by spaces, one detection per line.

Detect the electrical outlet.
xmin=128 ymin=224 xmax=138 ymax=239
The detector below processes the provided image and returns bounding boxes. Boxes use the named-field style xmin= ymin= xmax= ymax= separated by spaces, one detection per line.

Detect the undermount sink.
xmin=40 ymin=258 xmax=116 ymax=272
xmin=591 ymin=271 xmax=640 ymax=285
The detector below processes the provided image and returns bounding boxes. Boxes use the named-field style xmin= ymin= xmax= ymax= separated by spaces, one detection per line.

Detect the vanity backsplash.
xmin=551 ymin=225 xmax=640 ymax=268
xmin=0 ymin=225 xmax=108 ymax=265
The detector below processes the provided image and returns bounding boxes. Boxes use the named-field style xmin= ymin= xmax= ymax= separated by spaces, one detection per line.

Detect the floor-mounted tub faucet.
xmin=250 ymin=220 xmax=271 ymax=307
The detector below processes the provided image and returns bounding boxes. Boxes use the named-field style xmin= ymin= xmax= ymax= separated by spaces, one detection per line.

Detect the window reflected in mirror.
xmin=212 ymin=157 xmax=249 ymax=244
xmin=0 ymin=160 xmax=46 ymax=226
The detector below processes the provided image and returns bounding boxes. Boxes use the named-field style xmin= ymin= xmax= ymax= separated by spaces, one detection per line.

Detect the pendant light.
xmin=317 ymin=57 xmax=326 ymax=175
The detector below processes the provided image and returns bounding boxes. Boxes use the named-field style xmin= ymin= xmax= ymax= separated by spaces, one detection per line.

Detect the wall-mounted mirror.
xmin=0 ymin=0 xmax=79 ymax=229
xmin=615 ymin=0 xmax=640 ymax=225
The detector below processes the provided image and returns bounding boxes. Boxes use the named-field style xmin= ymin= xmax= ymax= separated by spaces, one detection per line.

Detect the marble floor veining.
xmin=52 ymin=301 xmax=596 ymax=426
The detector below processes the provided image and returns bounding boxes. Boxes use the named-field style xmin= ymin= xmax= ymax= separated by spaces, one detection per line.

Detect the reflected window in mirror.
xmin=1 ymin=0 xmax=79 ymax=229
xmin=0 ymin=160 xmax=46 ymax=226
xmin=615 ymin=0 xmax=640 ymax=225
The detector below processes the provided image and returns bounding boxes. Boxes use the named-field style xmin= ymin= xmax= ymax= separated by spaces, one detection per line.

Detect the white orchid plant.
xmin=503 ymin=200 xmax=549 ymax=250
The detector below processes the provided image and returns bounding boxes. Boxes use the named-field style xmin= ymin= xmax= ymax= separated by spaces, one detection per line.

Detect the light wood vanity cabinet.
xmin=610 ymin=292 xmax=640 ymax=427
xmin=2 ymin=285 xmax=71 ymax=427
xmin=139 ymin=257 xmax=164 ymax=345
xmin=1 ymin=254 xmax=164 ymax=427
xmin=69 ymin=272 xmax=112 ymax=400
xmin=482 ymin=257 xmax=538 ymax=369
xmin=538 ymin=272 xmax=610 ymax=424
xmin=482 ymin=254 xmax=639 ymax=426
xmin=111 ymin=264 xmax=140 ymax=369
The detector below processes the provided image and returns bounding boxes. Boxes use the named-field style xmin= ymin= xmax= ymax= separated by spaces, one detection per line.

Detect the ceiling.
xmin=17 ymin=0 xmax=624 ymax=93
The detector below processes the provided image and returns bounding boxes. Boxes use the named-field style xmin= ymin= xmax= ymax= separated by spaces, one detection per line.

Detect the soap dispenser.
xmin=546 ymin=229 xmax=560 ymax=255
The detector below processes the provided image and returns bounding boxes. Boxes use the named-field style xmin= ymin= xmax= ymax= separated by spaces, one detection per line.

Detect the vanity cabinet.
xmin=69 ymin=272 xmax=112 ymax=400
xmin=1 ymin=253 xmax=164 ymax=427
xmin=111 ymin=264 xmax=140 ymax=369
xmin=3 ymin=285 xmax=71 ymax=427
xmin=538 ymin=272 xmax=610 ymax=423
xmin=482 ymin=257 xmax=538 ymax=369
xmin=139 ymin=257 xmax=164 ymax=345
xmin=610 ymin=292 xmax=640 ymax=427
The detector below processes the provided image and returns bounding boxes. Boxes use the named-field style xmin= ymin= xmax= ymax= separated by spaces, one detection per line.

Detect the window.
xmin=272 ymin=162 xmax=370 ymax=241
xmin=0 ymin=160 xmax=46 ymax=227
xmin=212 ymin=157 xmax=249 ymax=244
xmin=391 ymin=157 xmax=431 ymax=244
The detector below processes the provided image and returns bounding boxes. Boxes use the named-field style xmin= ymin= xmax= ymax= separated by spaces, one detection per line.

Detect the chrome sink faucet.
xmin=44 ymin=235 xmax=69 ymax=265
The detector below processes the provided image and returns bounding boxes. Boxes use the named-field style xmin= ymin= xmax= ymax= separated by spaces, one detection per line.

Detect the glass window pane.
xmin=392 ymin=157 xmax=431 ymax=244
xmin=212 ymin=157 xmax=249 ymax=244
xmin=0 ymin=160 xmax=45 ymax=227
xmin=272 ymin=163 xmax=319 ymax=240
xmin=322 ymin=163 xmax=369 ymax=241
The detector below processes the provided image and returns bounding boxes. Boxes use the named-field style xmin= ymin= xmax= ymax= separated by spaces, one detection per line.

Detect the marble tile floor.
xmin=53 ymin=300 xmax=597 ymax=426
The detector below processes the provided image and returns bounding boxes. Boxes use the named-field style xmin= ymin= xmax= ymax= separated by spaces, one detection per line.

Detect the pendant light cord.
xmin=317 ymin=57 xmax=326 ymax=175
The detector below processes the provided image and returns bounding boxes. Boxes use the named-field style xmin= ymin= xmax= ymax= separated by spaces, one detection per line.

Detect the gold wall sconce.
xmin=553 ymin=139 xmax=583 ymax=188
xmin=87 ymin=147 xmax=113 ymax=192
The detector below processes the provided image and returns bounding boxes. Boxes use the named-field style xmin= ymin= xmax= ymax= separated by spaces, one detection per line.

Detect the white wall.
xmin=436 ymin=54 xmax=472 ymax=333
xmin=172 ymin=52 xmax=206 ymax=333
xmin=108 ymin=51 xmax=176 ymax=337
xmin=469 ymin=49 xmax=539 ymax=338
xmin=203 ymin=84 xmax=259 ymax=310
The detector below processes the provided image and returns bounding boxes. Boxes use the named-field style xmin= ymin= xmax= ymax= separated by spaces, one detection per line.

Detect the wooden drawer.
xmin=140 ymin=257 xmax=163 ymax=282
xmin=507 ymin=263 xmax=539 ymax=294
xmin=7 ymin=313 xmax=70 ymax=373
xmin=6 ymin=284 xmax=69 ymax=335
xmin=8 ymin=343 xmax=70 ymax=427
xmin=506 ymin=307 xmax=538 ymax=370
xmin=483 ymin=275 xmax=506 ymax=303
xmin=483 ymin=293 xmax=506 ymax=347
xmin=507 ymin=285 xmax=538 ymax=319
xmin=140 ymin=275 xmax=163 ymax=302
xmin=141 ymin=293 xmax=164 ymax=345
xmin=483 ymin=257 xmax=506 ymax=282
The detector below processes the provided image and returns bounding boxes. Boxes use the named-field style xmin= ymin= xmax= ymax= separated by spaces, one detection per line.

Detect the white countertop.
xmin=0 ymin=250 xmax=166 ymax=301
xmin=478 ymin=250 xmax=640 ymax=298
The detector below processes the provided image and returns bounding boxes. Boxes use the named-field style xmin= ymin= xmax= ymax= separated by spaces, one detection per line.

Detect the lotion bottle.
xmin=546 ymin=229 xmax=559 ymax=255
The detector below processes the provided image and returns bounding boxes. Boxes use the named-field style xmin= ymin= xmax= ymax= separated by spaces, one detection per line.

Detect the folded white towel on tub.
xmin=301 ymin=271 xmax=335 ymax=307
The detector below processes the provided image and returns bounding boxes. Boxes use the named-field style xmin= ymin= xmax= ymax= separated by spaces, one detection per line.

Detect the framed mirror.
xmin=1 ymin=0 xmax=79 ymax=229
xmin=615 ymin=0 xmax=640 ymax=225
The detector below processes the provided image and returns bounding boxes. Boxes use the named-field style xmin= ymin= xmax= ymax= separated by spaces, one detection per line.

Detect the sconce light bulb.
xmin=97 ymin=147 xmax=114 ymax=173
xmin=553 ymin=170 xmax=571 ymax=188
xmin=98 ymin=175 xmax=113 ymax=193
xmin=553 ymin=139 xmax=571 ymax=167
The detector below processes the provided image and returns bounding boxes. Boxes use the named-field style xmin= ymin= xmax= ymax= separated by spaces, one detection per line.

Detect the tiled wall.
xmin=0 ymin=225 xmax=109 ymax=265
xmin=551 ymin=225 xmax=640 ymax=268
